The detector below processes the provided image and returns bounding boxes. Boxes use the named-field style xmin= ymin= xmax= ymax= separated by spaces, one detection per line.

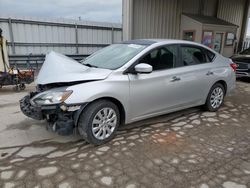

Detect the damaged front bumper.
xmin=20 ymin=94 xmax=43 ymax=120
xmin=20 ymin=93 xmax=86 ymax=136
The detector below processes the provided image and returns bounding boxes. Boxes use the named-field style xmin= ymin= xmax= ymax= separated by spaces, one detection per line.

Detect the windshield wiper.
xmin=83 ymin=63 xmax=98 ymax=68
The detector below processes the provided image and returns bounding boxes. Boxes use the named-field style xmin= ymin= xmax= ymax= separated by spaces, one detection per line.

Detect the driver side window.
xmin=139 ymin=45 xmax=177 ymax=71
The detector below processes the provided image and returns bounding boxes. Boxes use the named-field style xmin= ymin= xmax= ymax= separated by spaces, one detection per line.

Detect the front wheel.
xmin=205 ymin=83 xmax=225 ymax=112
xmin=78 ymin=100 xmax=120 ymax=145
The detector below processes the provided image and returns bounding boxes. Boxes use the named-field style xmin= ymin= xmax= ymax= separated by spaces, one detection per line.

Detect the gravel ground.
xmin=0 ymin=80 xmax=250 ymax=188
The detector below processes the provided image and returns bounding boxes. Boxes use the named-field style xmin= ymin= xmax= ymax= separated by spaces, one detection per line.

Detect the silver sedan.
xmin=20 ymin=39 xmax=236 ymax=145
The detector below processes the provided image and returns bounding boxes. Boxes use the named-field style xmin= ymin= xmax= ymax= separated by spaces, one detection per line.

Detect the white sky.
xmin=0 ymin=0 xmax=122 ymax=23
xmin=247 ymin=18 xmax=250 ymax=37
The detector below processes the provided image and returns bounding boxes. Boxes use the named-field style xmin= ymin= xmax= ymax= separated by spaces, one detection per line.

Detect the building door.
xmin=214 ymin=33 xmax=223 ymax=53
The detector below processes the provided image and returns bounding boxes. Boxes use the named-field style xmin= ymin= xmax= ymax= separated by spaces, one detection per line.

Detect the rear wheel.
xmin=78 ymin=100 xmax=120 ymax=145
xmin=205 ymin=83 xmax=225 ymax=112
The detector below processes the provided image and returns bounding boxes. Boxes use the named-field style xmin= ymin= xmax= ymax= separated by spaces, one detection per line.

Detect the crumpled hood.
xmin=36 ymin=51 xmax=113 ymax=85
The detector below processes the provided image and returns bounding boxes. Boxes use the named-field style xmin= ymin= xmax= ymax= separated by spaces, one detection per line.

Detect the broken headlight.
xmin=31 ymin=90 xmax=73 ymax=105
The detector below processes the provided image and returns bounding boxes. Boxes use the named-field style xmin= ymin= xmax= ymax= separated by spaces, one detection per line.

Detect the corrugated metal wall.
xmin=217 ymin=0 xmax=246 ymax=39
xmin=0 ymin=16 xmax=122 ymax=55
xmin=182 ymin=0 xmax=200 ymax=15
xmin=124 ymin=0 xmax=247 ymax=41
xmin=203 ymin=0 xmax=218 ymax=16
xmin=182 ymin=0 xmax=218 ymax=16
xmin=132 ymin=0 xmax=182 ymax=39
xmin=122 ymin=0 xmax=134 ymax=41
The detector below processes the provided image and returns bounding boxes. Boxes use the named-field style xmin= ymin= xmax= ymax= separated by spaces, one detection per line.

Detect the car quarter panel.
xmin=208 ymin=56 xmax=236 ymax=96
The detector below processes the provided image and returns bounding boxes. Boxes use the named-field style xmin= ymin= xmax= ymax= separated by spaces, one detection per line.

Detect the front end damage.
xmin=19 ymin=51 xmax=112 ymax=136
xmin=20 ymin=91 xmax=86 ymax=136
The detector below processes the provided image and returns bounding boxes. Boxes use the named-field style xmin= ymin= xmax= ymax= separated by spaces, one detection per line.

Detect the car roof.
xmin=121 ymin=39 xmax=218 ymax=55
xmin=122 ymin=39 xmax=157 ymax=45
xmin=122 ymin=39 xmax=206 ymax=46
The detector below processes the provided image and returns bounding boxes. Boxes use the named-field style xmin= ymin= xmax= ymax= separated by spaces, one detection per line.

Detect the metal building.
xmin=0 ymin=16 xmax=122 ymax=56
xmin=122 ymin=0 xmax=249 ymax=57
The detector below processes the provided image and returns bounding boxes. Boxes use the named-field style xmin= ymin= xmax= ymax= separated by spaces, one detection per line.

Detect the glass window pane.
xmin=82 ymin=44 xmax=147 ymax=70
xmin=139 ymin=45 xmax=178 ymax=71
xmin=181 ymin=46 xmax=207 ymax=66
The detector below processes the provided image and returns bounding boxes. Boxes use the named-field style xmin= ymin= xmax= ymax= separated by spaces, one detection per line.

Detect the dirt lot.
xmin=0 ymin=80 xmax=250 ymax=188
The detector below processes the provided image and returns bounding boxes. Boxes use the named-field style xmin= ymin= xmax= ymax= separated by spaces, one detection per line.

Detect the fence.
xmin=9 ymin=54 xmax=88 ymax=74
xmin=0 ymin=16 xmax=122 ymax=69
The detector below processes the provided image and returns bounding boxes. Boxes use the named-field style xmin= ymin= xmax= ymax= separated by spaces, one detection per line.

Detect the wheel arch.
xmin=214 ymin=80 xmax=227 ymax=94
xmin=204 ymin=79 xmax=228 ymax=105
xmin=75 ymin=97 xmax=126 ymax=127
xmin=204 ymin=80 xmax=227 ymax=112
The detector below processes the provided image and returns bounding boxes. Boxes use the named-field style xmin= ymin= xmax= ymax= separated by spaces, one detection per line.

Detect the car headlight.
xmin=31 ymin=90 xmax=73 ymax=105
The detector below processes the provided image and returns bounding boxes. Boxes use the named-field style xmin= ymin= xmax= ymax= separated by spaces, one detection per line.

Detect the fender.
xmin=65 ymin=77 xmax=130 ymax=123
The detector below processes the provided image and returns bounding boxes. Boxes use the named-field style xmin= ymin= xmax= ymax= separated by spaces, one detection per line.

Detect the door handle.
xmin=171 ymin=76 xmax=181 ymax=82
xmin=206 ymin=71 xmax=214 ymax=76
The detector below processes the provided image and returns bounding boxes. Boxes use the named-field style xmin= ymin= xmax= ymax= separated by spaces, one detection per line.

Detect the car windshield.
xmin=81 ymin=43 xmax=147 ymax=70
xmin=240 ymin=48 xmax=250 ymax=55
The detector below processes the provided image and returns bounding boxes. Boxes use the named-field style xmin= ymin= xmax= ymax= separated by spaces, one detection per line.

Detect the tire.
xmin=19 ymin=83 xmax=26 ymax=90
xmin=78 ymin=100 xmax=120 ymax=145
xmin=204 ymin=83 xmax=225 ymax=112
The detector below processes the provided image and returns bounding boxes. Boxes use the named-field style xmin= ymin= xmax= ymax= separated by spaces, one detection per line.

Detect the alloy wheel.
xmin=92 ymin=107 xmax=117 ymax=140
xmin=210 ymin=87 xmax=224 ymax=109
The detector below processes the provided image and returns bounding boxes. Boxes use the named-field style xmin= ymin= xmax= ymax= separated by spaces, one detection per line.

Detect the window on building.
xmin=183 ymin=31 xmax=195 ymax=41
xmin=225 ymin=32 xmax=235 ymax=46
xmin=202 ymin=31 xmax=213 ymax=48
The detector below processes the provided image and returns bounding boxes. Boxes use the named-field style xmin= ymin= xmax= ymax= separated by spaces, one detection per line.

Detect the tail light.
xmin=230 ymin=63 xmax=237 ymax=72
xmin=229 ymin=59 xmax=237 ymax=72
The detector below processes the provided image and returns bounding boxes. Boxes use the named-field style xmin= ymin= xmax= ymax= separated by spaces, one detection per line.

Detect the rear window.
xmin=205 ymin=49 xmax=216 ymax=62
xmin=180 ymin=45 xmax=216 ymax=66
xmin=181 ymin=46 xmax=208 ymax=66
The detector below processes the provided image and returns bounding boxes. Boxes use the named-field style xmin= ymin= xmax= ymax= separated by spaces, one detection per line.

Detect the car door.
xmin=174 ymin=44 xmax=216 ymax=106
xmin=128 ymin=44 xmax=215 ymax=122
xmin=128 ymin=44 xmax=185 ymax=122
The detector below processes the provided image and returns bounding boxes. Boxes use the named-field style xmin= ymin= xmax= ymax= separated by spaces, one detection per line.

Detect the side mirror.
xmin=134 ymin=63 xmax=152 ymax=74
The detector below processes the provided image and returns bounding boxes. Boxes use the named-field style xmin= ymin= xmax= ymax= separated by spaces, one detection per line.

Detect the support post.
xmin=111 ymin=27 xmax=114 ymax=44
xmin=122 ymin=0 xmax=134 ymax=40
xmin=238 ymin=0 xmax=250 ymax=53
xmin=75 ymin=23 xmax=79 ymax=54
xmin=8 ymin=18 xmax=15 ymax=54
